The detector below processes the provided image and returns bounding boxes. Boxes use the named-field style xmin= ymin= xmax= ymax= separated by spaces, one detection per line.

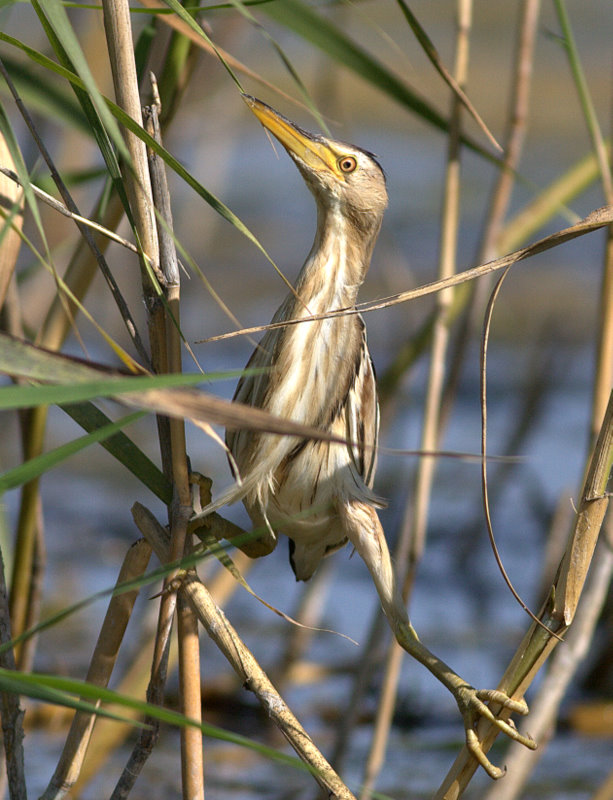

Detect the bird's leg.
xmin=339 ymin=501 xmax=536 ymax=779
xmin=188 ymin=473 xmax=277 ymax=557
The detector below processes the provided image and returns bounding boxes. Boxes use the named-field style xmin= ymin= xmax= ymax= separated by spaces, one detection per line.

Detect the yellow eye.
xmin=338 ymin=155 xmax=357 ymax=173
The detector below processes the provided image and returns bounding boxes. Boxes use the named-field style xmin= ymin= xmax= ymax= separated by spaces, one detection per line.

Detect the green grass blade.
xmin=160 ymin=0 xmax=244 ymax=89
xmin=227 ymin=0 xmax=329 ymax=133
xmin=553 ymin=0 xmax=611 ymax=198
xmin=0 ymin=670 xmax=150 ymax=726
xmin=0 ymin=32 xmax=282 ymax=271
xmin=61 ymin=402 xmax=172 ymax=503
xmin=0 ymin=667 xmax=317 ymax=771
xmin=0 ymin=410 xmax=146 ymax=493
xmin=0 ymin=54 xmax=89 ymax=133
xmin=262 ymin=1 xmax=444 ymax=128
xmin=31 ymin=0 xmax=128 ymax=166
xmin=262 ymin=0 xmax=497 ymax=162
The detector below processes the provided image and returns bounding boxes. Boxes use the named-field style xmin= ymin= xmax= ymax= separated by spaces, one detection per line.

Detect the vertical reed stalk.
xmin=360 ymin=4 xmax=472 ymax=797
xmin=98 ymin=2 xmax=190 ymax=796
xmin=441 ymin=0 xmax=540 ymax=426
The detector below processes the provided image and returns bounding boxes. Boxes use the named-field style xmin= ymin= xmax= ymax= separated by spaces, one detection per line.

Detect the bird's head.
xmin=244 ymin=95 xmax=387 ymax=236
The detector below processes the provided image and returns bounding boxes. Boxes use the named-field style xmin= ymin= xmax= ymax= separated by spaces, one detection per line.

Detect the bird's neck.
xmin=293 ymin=203 xmax=379 ymax=314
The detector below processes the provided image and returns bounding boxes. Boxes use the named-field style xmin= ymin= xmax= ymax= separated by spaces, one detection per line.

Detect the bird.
xmin=203 ymin=94 xmax=536 ymax=778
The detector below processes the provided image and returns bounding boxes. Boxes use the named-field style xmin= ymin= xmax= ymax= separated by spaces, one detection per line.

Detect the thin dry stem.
xmin=0 ymin=168 xmax=141 ymax=258
xmin=358 ymin=639 xmax=403 ymax=800
xmin=201 ymin=204 xmax=613 ymax=345
xmin=150 ymin=87 xmax=204 ymax=798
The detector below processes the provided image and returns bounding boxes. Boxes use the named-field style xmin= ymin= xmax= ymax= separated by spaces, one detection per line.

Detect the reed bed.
xmin=0 ymin=1 xmax=611 ymax=798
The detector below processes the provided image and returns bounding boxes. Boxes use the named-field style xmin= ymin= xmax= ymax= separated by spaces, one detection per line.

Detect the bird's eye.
xmin=338 ymin=156 xmax=357 ymax=173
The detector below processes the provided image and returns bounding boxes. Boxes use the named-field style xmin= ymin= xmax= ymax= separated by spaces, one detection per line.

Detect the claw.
xmin=454 ymin=685 xmax=537 ymax=779
xmin=475 ymin=689 xmax=529 ymax=716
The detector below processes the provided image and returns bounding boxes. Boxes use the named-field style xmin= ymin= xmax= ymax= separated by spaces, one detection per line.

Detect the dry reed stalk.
xmin=440 ymin=0 xmax=540 ymax=429
xmin=359 ymin=3 xmax=472 ymax=796
xmin=101 ymin=0 xmax=159 ymax=296
xmin=435 ymin=390 xmax=613 ymax=798
xmin=40 ymin=538 xmax=152 ymax=800
xmin=554 ymin=0 xmax=613 ymax=439
xmin=70 ymin=549 xmax=253 ymax=794
xmin=149 ymin=90 xmax=204 ymax=798
xmin=482 ymin=0 xmax=541 ymax=262
xmin=98 ymin=2 xmax=198 ymax=795
xmin=177 ymin=592 xmax=203 ymax=793
xmin=132 ymin=502 xmax=357 ymax=800
xmin=593 ymin=759 xmax=613 ymax=800
xmin=483 ymin=520 xmax=613 ymax=800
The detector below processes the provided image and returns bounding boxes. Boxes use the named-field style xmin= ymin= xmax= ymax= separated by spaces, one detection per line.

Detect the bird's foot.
xmin=453 ymin=685 xmax=536 ymax=779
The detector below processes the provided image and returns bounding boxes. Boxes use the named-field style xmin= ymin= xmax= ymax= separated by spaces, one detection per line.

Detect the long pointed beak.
xmin=243 ymin=94 xmax=339 ymax=176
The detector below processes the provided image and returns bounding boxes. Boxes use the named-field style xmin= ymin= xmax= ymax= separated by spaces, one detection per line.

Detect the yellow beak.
xmin=243 ymin=94 xmax=340 ymax=176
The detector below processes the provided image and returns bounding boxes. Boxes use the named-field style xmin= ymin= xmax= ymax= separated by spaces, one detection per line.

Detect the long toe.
xmin=454 ymin=685 xmax=537 ymax=778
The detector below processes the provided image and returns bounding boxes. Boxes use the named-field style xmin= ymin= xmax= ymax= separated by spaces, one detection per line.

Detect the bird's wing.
xmin=345 ymin=319 xmax=380 ymax=492
xmin=225 ymin=331 xmax=276 ymax=473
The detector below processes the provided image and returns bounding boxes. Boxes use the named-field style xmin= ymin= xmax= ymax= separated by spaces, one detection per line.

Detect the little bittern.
xmin=209 ymin=95 xmax=536 ymax=778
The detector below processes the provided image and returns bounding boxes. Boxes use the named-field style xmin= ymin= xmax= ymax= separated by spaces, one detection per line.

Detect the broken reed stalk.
xmin=360 ymin=4 xmax=472 ymax=796
xmin=70 ymin=550 xmax=253 ymax=794
xmin=435 ymin=389 xmax=613 ymax=799
xmin=483 ymin=521 xmax=613 ymax=800
xmin=146 ymin=89 xmax=205 ymax=800
xmin=40 ymin=539 xmax=152 ymax=800
xmin=131 ymin=502 xmax=357 ymax=800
